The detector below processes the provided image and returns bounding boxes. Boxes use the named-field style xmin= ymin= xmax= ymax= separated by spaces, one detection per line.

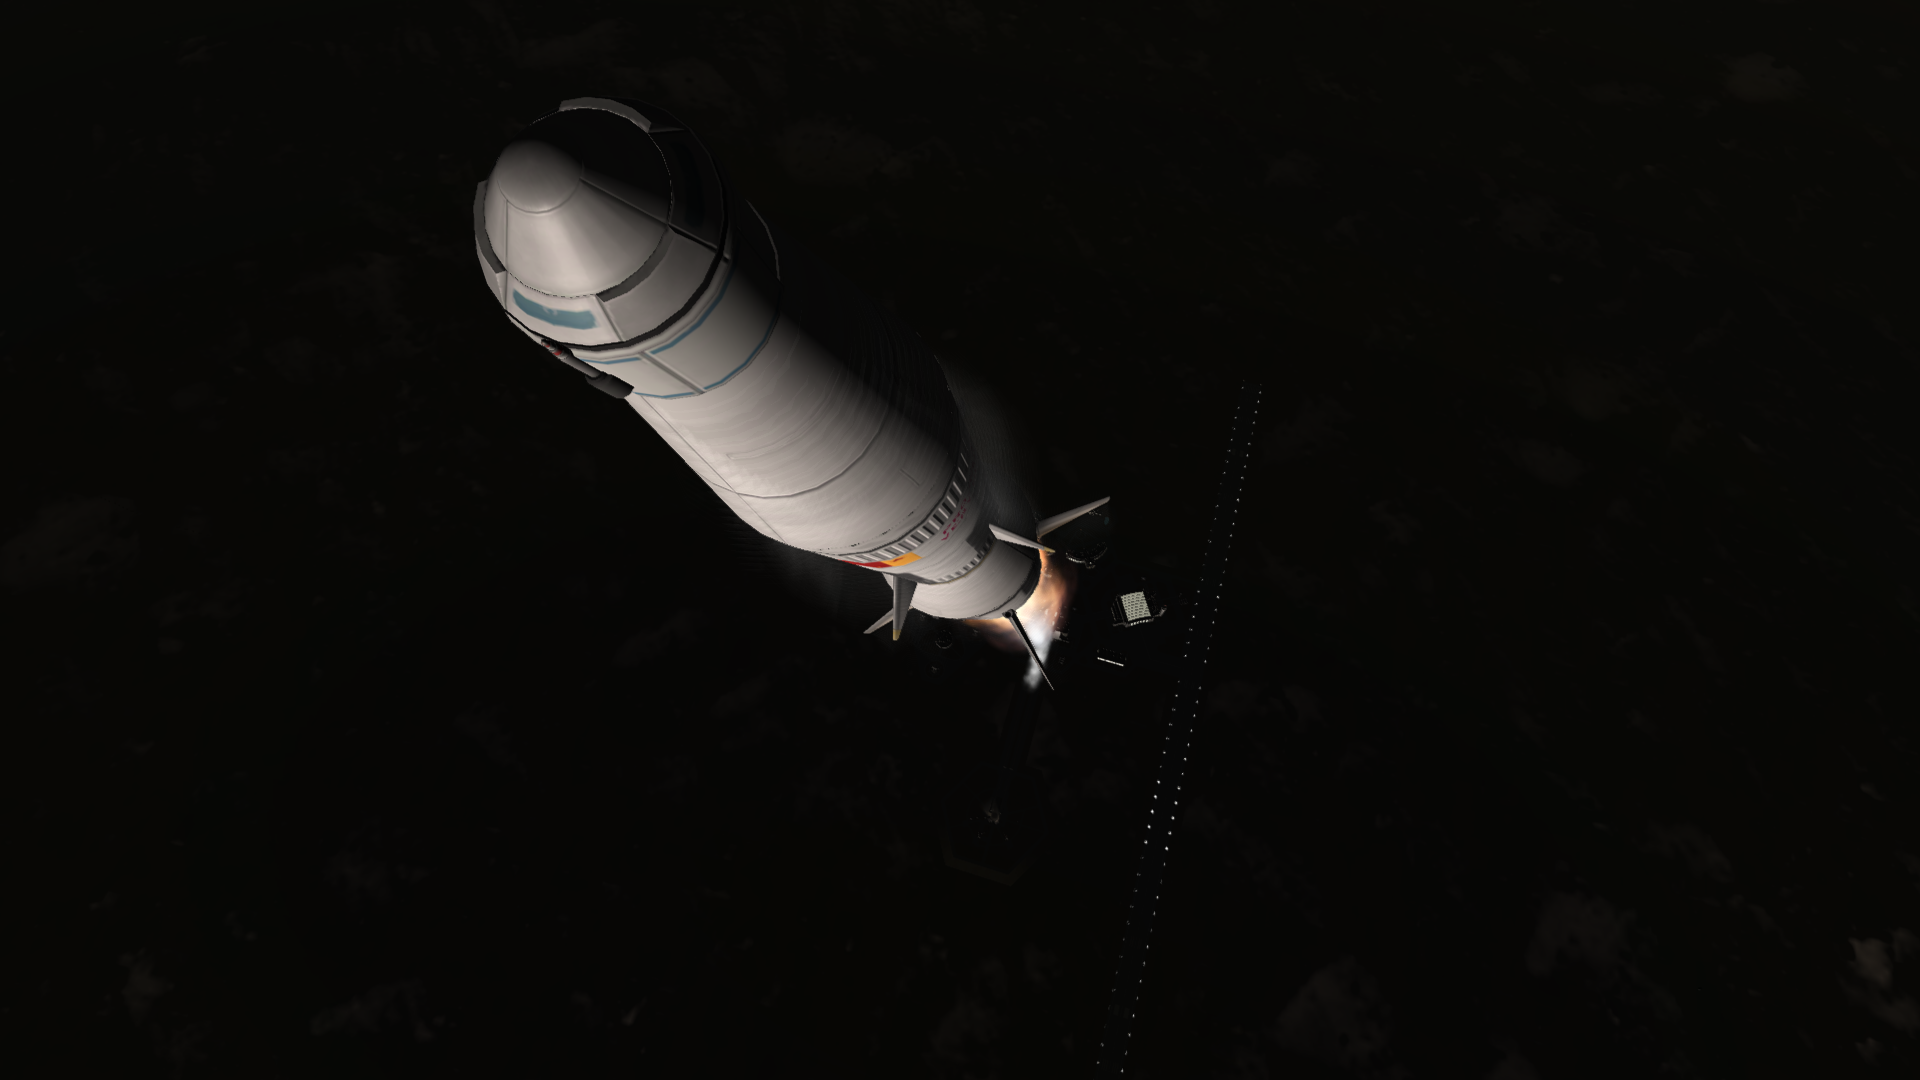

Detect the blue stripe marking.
xmin=651 ymin=259 xmax=735 ymax=355
xmin=512 ymin=289 xmax=598 ymax=329
xmin=698 ymin=285 xmax=781 ymax=392
xmin=585 ymin=260 xmax=782 ymax=399
xmin=572 ymin=261 xmax=735 ymax=372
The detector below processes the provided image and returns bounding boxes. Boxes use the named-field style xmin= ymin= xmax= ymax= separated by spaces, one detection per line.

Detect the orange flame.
xmin=967 ymin=550 xmax=1078 ymax=682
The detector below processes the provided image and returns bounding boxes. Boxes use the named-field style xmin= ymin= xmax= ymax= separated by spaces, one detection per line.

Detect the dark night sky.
xmin=10 ymin=1 xmax=1920 ymax=1076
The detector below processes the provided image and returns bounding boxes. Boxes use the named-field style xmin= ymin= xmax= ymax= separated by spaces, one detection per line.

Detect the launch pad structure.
xmin=937 ymin=384 xmax=1266 ymax=1079
xmin=1094 ymin=383 xmax=1263 ymax=1075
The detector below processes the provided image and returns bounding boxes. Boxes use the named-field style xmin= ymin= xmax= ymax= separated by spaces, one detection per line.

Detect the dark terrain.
xmin=10 ymin=1 xmax=1920 ymax=1076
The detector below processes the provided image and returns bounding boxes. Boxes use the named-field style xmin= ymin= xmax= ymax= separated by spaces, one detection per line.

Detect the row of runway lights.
xmin=1098 ymin=387 xmax=1259 ymax=1071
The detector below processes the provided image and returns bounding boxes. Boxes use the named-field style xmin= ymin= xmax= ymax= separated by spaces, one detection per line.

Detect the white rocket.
xmin=473 ymin=97 xmax=1107 ymax=641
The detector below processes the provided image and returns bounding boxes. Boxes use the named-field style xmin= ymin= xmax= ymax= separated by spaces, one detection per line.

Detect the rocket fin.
xmin=863 ymin=609 xmax=894 ymax=635
xmin=1036 ymin=496 xmax=1111 ymax=538
xmin=891 ymin=576 xmax=917 ymax=640
xmin=989 ymin=524 xmax=1055 ymax=554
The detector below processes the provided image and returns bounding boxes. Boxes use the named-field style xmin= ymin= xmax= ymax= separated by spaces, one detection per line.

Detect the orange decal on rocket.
xmin=844 ymin=552 xmax=922 ymax=569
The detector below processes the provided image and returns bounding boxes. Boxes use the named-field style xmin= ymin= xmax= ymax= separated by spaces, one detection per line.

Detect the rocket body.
xmin=473 ymin=98 xmax=1037 ymax=621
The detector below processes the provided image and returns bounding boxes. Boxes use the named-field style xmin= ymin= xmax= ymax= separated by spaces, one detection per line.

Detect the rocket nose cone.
xmin=493 ymin=139 xmax=582 ymax=212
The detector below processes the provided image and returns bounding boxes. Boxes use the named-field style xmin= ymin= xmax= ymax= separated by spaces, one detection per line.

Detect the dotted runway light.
xmin=1094 ymin=383 xmax=1261 ymax=1076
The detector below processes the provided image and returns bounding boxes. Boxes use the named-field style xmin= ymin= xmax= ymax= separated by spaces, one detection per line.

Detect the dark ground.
xmin=10 ymin=1 xmax=1920 ymax=1076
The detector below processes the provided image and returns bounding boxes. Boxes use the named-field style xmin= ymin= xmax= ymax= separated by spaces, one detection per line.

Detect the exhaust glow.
xmin=968 ymin=550 xmax=1078 ymax=689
